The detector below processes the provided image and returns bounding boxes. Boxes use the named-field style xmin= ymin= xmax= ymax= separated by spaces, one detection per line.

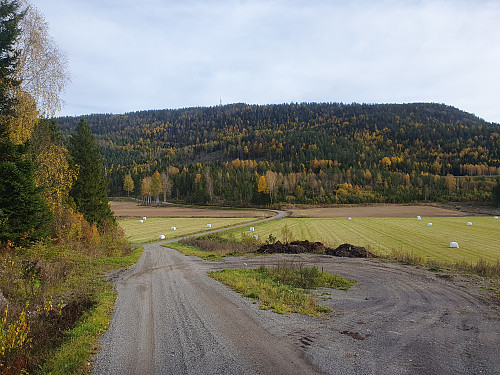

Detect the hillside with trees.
xmin=57 ymin=102 xmax=500 ymax=206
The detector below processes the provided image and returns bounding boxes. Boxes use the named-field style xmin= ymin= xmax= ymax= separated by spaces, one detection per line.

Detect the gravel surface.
xmin=213 ymin=255 xmax=500 ymax=375
xmin=92 ymin=244 xmax=323 ymax=375
xmin=93 ymin=209 xmax=500 ymax=374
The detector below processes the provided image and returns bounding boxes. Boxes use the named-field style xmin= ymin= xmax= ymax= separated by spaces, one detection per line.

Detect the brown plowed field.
xmin=285 ymin=204 xmax=466 ymax=218
xmin=109 ymin=201 xmax=273 ymax=218
xmin=111 ymin=202 xmax=468 ymax=218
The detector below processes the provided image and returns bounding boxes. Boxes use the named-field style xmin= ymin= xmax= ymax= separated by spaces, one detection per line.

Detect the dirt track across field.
xmin=110 ymin=201 xmax=274 ymax=218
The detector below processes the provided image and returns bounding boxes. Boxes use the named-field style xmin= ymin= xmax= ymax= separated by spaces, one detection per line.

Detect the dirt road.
xmin=92 ymin=244 xmax=323 ymax=375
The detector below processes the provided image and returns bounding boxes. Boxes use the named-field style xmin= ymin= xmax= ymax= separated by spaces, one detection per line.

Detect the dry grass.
xmin=388 ymin=249 xmax=500 ymax=278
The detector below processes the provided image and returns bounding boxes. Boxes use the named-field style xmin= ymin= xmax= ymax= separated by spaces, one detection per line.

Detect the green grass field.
xmin=118 ymin=217 xmax=260 ymax=243
xmin=218 ymin=217 xmax=500 ymax=264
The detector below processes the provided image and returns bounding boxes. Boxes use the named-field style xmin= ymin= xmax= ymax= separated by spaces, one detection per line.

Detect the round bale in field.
xmin=450 ymin=241 xmax=459 ymax=248
xmin=250 ymin=227 xmax=255 ymax=231
xmin=171 ymin=226 xmax=176 ymax=231
xmin=207 ymin=224 xmax=212 ymax=228
xmin=159 ymin=235 xmax=165 ymax=240
xmin=417 ymin=216 xmax=421 ymax=221
xmin=143 ymin=217 xmax=147 ymax=220
xmin=139 ymin=219 xmax=144 ymax=223
xmin=252 ymin=234 xmax=258 ymax=240
xmin=495 ymin=216 xmax=498 ymax=220
xmin=348 ymin=217 xmax=352 ymax=221
xmin=467 ymin=222 xmax=473 ymax=226
xmin=427 ymin=223 xmax=432 ymax=227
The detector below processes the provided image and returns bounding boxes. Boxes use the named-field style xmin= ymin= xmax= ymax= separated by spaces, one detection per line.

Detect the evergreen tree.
xmin=69 ymin=118 xmax=115 ymax=227
xmin=494 ymin=178 xmax=500 ymax=207
xmin=0 ymin=1 xmax=52 ymax=245
xmin=0 ymin=143 xmax=53 ymax=245
xmin=0 ymin=0 xmax=23 ymax=119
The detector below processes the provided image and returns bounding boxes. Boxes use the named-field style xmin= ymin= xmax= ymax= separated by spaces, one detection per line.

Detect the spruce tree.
xmin=494 ymin=178 xmax=500 ymax=207
xmin=0 ymin=1 xmax=52 ymax=245
xmin=69 ymin=118 xmax=115 ymax=227
xmin=0 ymin=0 xmax=23 ymax=119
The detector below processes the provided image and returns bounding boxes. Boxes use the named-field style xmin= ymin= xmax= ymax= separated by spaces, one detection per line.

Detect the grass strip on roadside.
xmin=165 ymin=242 xmax=226 ymax=261
xmin=37 ymin=246 xmax=143 ymax=375
xmin=165 ymin=237 xmax=257 ymax=261
xmin=209 ymin=265 xmax=355 ymax=316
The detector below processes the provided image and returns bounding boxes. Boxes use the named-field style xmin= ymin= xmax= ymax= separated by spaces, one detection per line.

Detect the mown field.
xmin=218 ymin=217 xmax=500 ymax=264
xmin=118 ymin=217 xmax=260 ymax=243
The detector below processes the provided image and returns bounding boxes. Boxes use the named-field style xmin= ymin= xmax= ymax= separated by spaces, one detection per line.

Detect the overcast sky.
xmin=34 ymin=0 xmax=500 ymax=123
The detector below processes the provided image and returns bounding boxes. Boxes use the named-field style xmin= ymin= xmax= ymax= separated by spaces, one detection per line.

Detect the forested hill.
xmin=57 ymin=102 xmax=500 ymax=205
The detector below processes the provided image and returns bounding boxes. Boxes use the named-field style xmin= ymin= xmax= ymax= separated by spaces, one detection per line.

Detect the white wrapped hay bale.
xmin=139 ymin=219 xmax=144 ymax=223
xmin=467 ymin=222 xmax=472 ymax=226
xmin=250 ymin=227 xmax=255 ymax=232
xmin=159 ymin=234 xmax=166 ymax=240
xmin=348 ymin=217 xmax=352 ymax=221
xmin=495 ymin=216 xmax=499 ymax=220
xmin=417 ymin=216 xmax=421 ymax=221
xmin=170 ymin=226 xmax=176 ymax=231
xmin=450 ymin=242 xmax=459 ymax=248
xmin=427 ymin=223 xmax=432 ymax=227
xmin=143 ymin=217 xmax=147 ymax=220
xmin=207 ymin=224 xmax=212 ymax=228
xmin=252 ymin=234 xmax=258 ymax=240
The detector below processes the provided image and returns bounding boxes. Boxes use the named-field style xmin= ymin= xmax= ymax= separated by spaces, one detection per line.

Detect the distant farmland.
xmin=119 ymin=217 xmax=260 ymax=244
xmin=219 ymin=217 xmax=500 ymax=264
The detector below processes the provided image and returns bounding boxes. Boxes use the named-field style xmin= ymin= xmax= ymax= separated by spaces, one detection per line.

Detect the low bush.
xmin=0 ymin=225 xmax=138 ymax=373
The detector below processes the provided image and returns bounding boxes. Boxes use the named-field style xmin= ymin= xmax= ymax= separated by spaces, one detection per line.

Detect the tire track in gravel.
xmin=213 ymin=254 xmax=500 ymax=375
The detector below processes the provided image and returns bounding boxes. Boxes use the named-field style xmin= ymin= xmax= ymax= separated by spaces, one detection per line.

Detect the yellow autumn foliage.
xmin=35 ymin=144 xmax=76 ymax=207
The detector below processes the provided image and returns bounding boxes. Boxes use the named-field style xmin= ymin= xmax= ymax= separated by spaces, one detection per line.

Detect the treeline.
xmin=56 ymin=102 xmax=500 ymax=205
xmin=128 ymin=162 xmax=497 ymax=206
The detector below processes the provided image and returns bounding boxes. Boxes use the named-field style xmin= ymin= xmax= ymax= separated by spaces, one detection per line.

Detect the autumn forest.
xmin=57 ymin=102 xmax=500 ymax=206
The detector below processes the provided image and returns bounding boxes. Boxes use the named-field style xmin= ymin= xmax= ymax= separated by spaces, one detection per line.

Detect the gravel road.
xmin=93 ymin=211 xmax=500 ymax=374
xmin=92 ymin=243 xmax=323 ymax=375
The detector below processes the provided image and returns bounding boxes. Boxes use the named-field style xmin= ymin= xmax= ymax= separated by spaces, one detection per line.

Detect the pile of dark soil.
xmin=326 ymin=243 xmax=376 ymax=258
xmin=256 ymin=241 xmax=376 ymax=258
xmin=256 ymin=240 xmax=327 ymax=254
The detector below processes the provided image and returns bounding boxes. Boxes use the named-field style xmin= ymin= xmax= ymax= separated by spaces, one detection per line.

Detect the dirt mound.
xmin=256 ymin=241 xmax=375 ymax=258
xmin=326 ymin=243 xmax=375 ymax=258
xmin=256 ymin=240 xmax=327 ymax=254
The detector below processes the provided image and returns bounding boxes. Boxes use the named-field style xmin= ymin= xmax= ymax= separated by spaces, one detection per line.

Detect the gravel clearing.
xmin=93 ymin=244 xmax=500 ymax=374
